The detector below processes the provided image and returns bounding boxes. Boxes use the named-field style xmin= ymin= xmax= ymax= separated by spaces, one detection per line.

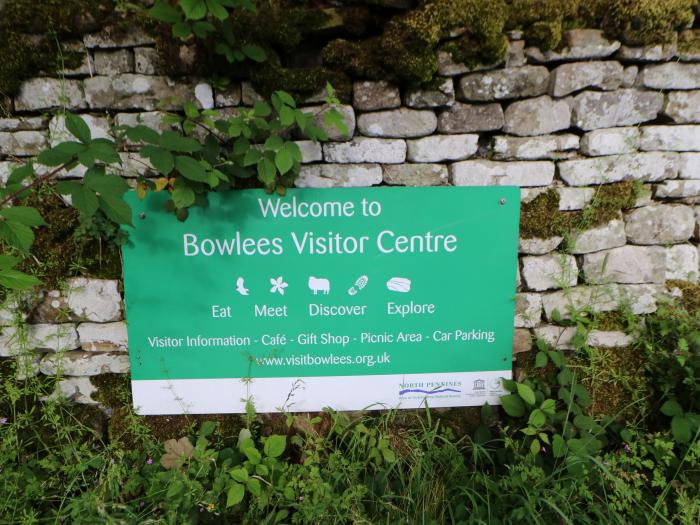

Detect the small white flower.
xmin=269 ymin=277 xmax=288 ymax=295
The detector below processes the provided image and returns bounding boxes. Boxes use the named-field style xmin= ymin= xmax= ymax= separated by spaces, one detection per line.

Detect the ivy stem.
xmin=0 ymin=161 xmax=72 ymax=208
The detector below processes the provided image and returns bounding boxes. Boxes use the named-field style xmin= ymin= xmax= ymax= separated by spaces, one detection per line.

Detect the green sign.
xmin=122 ymin=186 xmax=520 ymax=414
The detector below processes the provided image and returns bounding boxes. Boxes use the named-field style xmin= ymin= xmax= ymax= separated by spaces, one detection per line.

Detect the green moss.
xmin=17 ymin=191 xmax=122 ymax=289
xmin=601 ymin=0 xmax=697 ymax=46
xmin=0 ymin=0 xmax=114 ymax=97
xmin=519 ymin=182 xmax=640 ymax=241
xmin=527 ymin=19 xmax=563 ymax=50
xmin=249 ymin=63 xmax=352 ymax=102
xmin=322 ymin=38 xmax=389 ymax=80
xmin=667 ymin=280 xmax=700 ymax=315
xmin=91 ymin=373 xmax=131 ymax=408
xmin=678 ymin=29 xmax=700 ymax=55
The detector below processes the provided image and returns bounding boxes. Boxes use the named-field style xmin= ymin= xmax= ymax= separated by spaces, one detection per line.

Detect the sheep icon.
xmin=308 ymin=276 xmax=330 ymax=295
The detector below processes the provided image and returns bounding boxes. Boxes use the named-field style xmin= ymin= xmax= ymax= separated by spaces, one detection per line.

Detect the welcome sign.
xmin=122 ymin=187 xmax=520 ymax=414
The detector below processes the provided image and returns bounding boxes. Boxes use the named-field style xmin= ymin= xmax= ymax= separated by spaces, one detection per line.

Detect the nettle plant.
xmin=0 ymin=89 xmax=345 ymax=291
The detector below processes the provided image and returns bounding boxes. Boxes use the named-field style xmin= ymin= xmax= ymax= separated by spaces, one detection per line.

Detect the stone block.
xmin=134 ymin=47 xmax=159 ymax=75
xmin=622 ymin=66 xmax=638 ymax=87
xmin=571 ymin=89 xmax=663 ymax=130
xmin=0 ymin=131 xmax=47 ymax=156
xmin=587 ymin=330 xmax=633 ymax=348
xmin=503 ymin=96 xmax=571 ymax=136
xmin=580 ymin=127 xmax=640 ymax=156
xmin=518 ymin=236 xmax=563 ymax=255
xmin=617 ymin=44 xmax=677 ymax=62
xmin=521 ymin=254 xmax=578 ymax=291
xmin=214 ymin=84 xmax=242 ymax=107
xmin=450 ymin=160 xmax=554 ymax=187
xmin=0 ymin=117 xmax=49 ymax=132
xmin=437 ymin=102 xmax=504 ymax=133
xmin=569 ymin=219 xmax=627 ymax=254
xmin=558 ymin=152 xmax=678 ymax=186
xmin=15 ymin=78 xmax=86 ymax=111
xmin=625 ymin=204 xmax=695 ymax=245
xmin=549 ymin=61 xmax=623 ymax=97
xmin=655 ymin=180 xmax=700 ymax=198
xmin=323 ymin=138 xmax=405 ymax=164
xmin=40 ymin=351 xmax=130 ymax=376
xmin=0 ymin=323 xmax=79 ymax=356
xmin=664 ymin=91 xmax=700 ymax=123
xmin=241 ymin=82 xmax=263 ymax=106
xmin=492 ymin=134 xmax=578 ymax=160
xmin=94 ymin=49 xmax=134 ymax=75
xmin=457 ymin=66 xmax=549 ymax=101
xmin=583 ymin=245 xmax=667 ymax=284
xmin=541 ymin=285 xmax=620 ymax=320
xmin=640 ymin=125 xmax=700 ymax=152
xmin=436 ymin=51 xmax=502 ymax=76
xmin=526 ymin=30 xmax=620 ymax=63
xmin=506 ymin=40 xmax=526 ymax=68
xmin=84 ymin=75 xmax=211 ymax=111
xmin=640 ymin=63 xmax=700 ymax=90
xmin=557 ymin=187 xmax=595 ymax=211
xmin=404 ymin=78 xmax=454 ymax=108
xmin=294 ymin=141 xmax=322 ymax=163
xmin=56 ymin=377 xmax=98 ymax=405
xmin=77 ymin=322 xmax=128 ymax=352
xmin=513 ymin=328 xmax=532 ymax=354
xmin=296 ymin=164 xmax=382 ymax=188
xmin=619 ymin=284 xmax=667 ymax=314
xmin=353 ymin=81 xmax=401 ymax=111
xmin=382 ymin=164 xmax=448 ymax=186
xmin=406 ymin=134 xmax=478 ymax=162
xmin=534 ymin=325 xmax=577 ymax=350
xmin=84 ymin=27 xmax=155 ymax=48
xmin=679 ymin=153 xmax=700 ymax=178
xmin=357 ymin=109 xmax=437 ymax=138
xmin=49 ymin=115 xmax=111 ymax=146
xmin=302 ymin=104 xmax=355 ymax=142
xmin=65 ymin=278 xmax=123 ymax=322
xmin=666 ymin=245 xmax=699 ymax=281
xmin=514 ymin=293 xmax=542 ymax=328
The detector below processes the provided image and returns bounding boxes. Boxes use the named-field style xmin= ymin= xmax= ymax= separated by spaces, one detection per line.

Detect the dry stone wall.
xmin=1 ymin=26 xmax=700 ymax=406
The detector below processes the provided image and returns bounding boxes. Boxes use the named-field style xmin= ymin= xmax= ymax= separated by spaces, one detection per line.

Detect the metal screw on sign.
xmin=139 ymin=213 xmax=146 ymax=220
xmin=499 ymin=198 xmax=506 ymax=205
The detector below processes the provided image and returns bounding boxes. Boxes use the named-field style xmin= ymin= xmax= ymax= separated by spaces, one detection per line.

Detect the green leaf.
xmin=530 ymin=438 xmax=541 ymax=455
xmin=7 ymin=163 xmax=33 ymax=186
xmin=535 ymin=351 xmax=548 ymax=368
xmin=89 ymin=139 xmax=120 ymax=164
xmin=573 ymin=414 xmax=594 ymax=431
xmin=253 ymin=101 xmax=271 ymax=117
xmin=672 ymin=415 xmax=692 ymax=443
xmin=552 ymin=434 xmax=567 ymax=458
xmin=175 ymin=156 xmax=208 ymax=182
xmin=263 ymin=435 xmax=285 ymax=458
xmin=37 ymin=146 xmax=75 ymax=167
xmin=85 ymin=171 xmax=129 ymax=197
xmin=73 ymin=185 xmax=100 ymax=218
xmin=0 ymin=268 xmax=41 ymax=290
xmin=243 ymin=149 xmax=262 ymax=167
xmin=278 ymin=106 xmax=295 ymax=127
xmin=541 ymin=399 xmax=556 ymax=415
xmin=548 ymin=351 xmax=563 ymax=368
xmin=246 ymin=478 xmax=262 ymax=497
xmin=205 ymin=0 xmax=229 ymax=20
xmin=172 ymin=185 xmax=195 ymax=209
xmin=242 ymin=444 xmax=261 ymax=465
xmin=500 ymin=394 xmax=525 ymax=418
xmin=264 ymin=135 xmax=284 ymax=152
xmin=227 ymin=482 xmax=245 ymax=507
xmin=65 ymin=113 xmax=92 ymax=144
xmin=275 ymin=90 xmax=296 ymax=108
xmin=230 ymin=467 xmax=248 ymax=482
xmin=172 ymin=21 xmax=192 ymax=38
xmin=98 ymin=195 xmax=132 ymax=226
xmin=661 ymin=400 xmax=684 ymax=417
xmin=192 ymin=20 xmax=215 ymax=38
xmin=257 ymin=157 xmax=276 ymax=185
xmin=159 ymin=131 xmax=202 ymax=153
xmin=124 ymin=125 xmax=160 ymax=145
xmin=255 ymin=464 xmax=269 ymax=476
xmin=0 ymin=255 xmax=19 ymax=269
xmin=242 ymin=44 xmax=266 ymax=63
xmin=528 ymin=409 xmax=546 ymax=428
xmin=149 ymin=1 xmax=182 ymax=23
xmin=181 ymin=0 xmax=207 ymax=20
xmin=516 ymin=383 xmax=536 ymax=405
xmin=166 ymin=480 xmax=184 ymax=499
xmin=0 ymin=207 xmax=45 ymax=227
xmin=77 ymin=148 xmax=96 ymax=168
xmin=183 ymin=101 xmax=199 ymax=119
xmin=274 ymin=148 xmax=293 ymax=175
xmin=140 ymin=146 xmax=174 ymax=176
xmin=0 ymin=221 xmax=33 ymax=253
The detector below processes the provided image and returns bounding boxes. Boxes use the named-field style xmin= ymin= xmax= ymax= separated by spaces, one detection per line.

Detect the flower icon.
xmin=269 ymin=276 xmax=288 ymax=295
